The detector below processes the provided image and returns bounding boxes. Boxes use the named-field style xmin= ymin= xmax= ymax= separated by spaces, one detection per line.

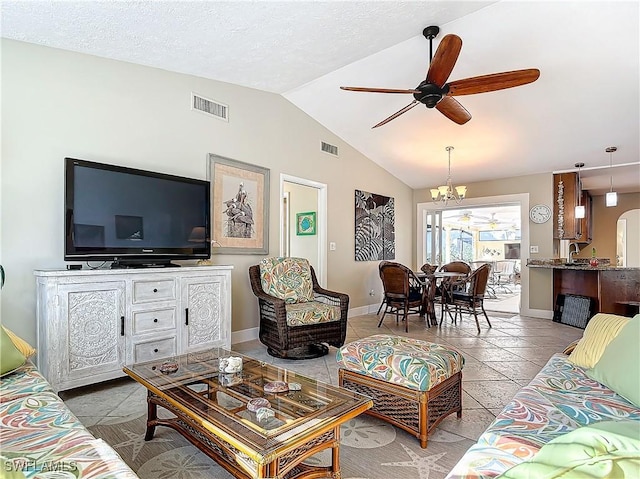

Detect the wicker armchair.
xmin=249 ymin=257 xmax=349 ymax=359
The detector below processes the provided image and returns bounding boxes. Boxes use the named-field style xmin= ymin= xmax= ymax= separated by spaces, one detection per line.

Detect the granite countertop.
xmin=526 ymin=259 xmax=639 ymax=271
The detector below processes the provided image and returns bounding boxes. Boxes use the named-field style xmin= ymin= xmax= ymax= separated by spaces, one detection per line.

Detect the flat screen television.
xmin=65 ymin=158 xmax=210 ymax=267
xmin=504 ymin=243 xmax=521 ymax=259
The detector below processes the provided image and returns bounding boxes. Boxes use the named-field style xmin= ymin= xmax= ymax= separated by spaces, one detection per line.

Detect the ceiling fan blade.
xmin=372 ymin=100 xmax=419 ymax=128
xmin=340 ymin=86 xmax=421 ymax=94
xmin=436 ymin=96 xmax=471 ymax=125
xmin=426 ymin=34 xmax=462 ymax=87
xmin=447 ymin=69 xmax=540 ymax=96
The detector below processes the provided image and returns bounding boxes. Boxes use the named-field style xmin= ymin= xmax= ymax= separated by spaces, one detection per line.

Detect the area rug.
xmin=89 ymin=413 xmax=475 ymax=479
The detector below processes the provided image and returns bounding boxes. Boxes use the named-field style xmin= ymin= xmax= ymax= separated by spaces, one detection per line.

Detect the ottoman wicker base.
xmin=338 ymin=368 xmax=462 ymax=448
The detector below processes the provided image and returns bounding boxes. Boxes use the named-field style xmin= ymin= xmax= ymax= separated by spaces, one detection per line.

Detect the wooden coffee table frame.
xmin=124 ymin=352 xmax=371 ymax=479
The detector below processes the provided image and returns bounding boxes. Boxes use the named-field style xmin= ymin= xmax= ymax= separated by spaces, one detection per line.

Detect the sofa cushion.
xmin=1 ymin=327 xmax=26 ymax=376
xmin=336 ymin=334 xmax=464 ymax=392
xmin=285 ymin=301 xmax=340 ymax=326
xmin=259 ymin=257 xmax=314 ymax=304
xmin=445 ymin=353 xmax=640 ymax=479
xmin=0 ymin=361 xmax=53 ymax=401
xmin=2 ymin=326 xmax=36 ymax=358
xmin=497 ymin=420 xmax=640 ymax=478
xmin=587 ymin=314 xmax=640 ymax=408
xmin=568 ymin=313 xmax=629 ymax=368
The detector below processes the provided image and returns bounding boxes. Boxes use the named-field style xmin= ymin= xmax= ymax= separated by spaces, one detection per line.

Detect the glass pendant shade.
xmin=575 ymin=205 xmax=585 ymax=219
xmin=605 ymin=147 xmax=618 ymax=208
xmin=606 ymin=191 xmax=618 ymax=207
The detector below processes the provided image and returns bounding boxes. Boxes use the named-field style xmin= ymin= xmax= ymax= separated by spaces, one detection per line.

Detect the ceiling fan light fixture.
xmin=431 ymin=146 xmax=466 ymax=206
xmin=605 ymin=146 xmax=618 ymax=208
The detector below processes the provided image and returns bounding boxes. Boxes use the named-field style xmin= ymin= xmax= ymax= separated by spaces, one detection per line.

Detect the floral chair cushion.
xmin=285 ymin=301 xmax=341 ymax=326
xmin=259 ymin=257 xmax=314 ymax=304
xmin=336 ymin=334 xmax=465 ymax=392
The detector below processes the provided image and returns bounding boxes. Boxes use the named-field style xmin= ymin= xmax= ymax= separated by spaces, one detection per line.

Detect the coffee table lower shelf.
xmin=145 ymin=391 xmax=345 ymax=479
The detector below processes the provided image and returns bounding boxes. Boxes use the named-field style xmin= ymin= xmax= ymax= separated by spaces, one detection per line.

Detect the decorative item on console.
xmin=590 ymin=248 xmax=599 ymax=267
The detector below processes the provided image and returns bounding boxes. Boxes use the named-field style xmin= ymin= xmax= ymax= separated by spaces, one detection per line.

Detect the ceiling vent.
xmin=321 ymin=141 xmax=338 ymax=157
xmin=191 ymin=93 xmax=228 ymax=122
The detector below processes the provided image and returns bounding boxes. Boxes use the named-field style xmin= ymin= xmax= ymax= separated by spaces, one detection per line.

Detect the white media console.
xmin=35 ymin=265 xmax=233 ymax=392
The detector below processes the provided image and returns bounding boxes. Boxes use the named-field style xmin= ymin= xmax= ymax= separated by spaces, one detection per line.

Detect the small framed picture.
xmin=296 ymin=212 xmax=316 ymax=236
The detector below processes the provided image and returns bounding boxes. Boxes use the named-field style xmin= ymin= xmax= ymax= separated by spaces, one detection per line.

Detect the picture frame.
xmin=208 ymin=154 xmax=270 ymax=254
xmin=296 ymin=211 xmax=316 ymax=236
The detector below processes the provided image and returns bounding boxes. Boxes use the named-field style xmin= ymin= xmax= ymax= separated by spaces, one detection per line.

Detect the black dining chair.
xmin=378 ymin=262 xmax=428 ymax=333
xmin=446 ymin=263 xmax=493 ymax=334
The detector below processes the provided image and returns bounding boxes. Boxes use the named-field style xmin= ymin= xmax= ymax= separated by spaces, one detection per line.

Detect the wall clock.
xmin=529 ymin=204 xmax=552 ymax=224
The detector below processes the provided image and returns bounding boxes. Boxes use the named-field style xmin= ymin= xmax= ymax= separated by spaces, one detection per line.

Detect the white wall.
xmin=619 ymin=209 xmax=640 ymax=267
xmin=284 ymin=182 xmax=319 ymax=269
xmin=1 ymin=39 xmax=414 ymax=345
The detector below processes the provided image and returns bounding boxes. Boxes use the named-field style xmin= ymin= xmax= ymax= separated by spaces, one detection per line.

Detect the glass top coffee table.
xmin=123 ymin=348 xmax=372 ymax=479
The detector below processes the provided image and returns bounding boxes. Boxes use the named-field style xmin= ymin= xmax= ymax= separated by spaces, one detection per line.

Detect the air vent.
xmin=321 ymin=141 xmax=338 ymax=156
xmin=191 ymin=93 xmax=228 ymax=121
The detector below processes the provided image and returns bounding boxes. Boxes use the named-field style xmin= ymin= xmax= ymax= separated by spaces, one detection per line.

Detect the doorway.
xmin=417 ymin=193 xmax=529 ymax=316
xmin=279 ymin=174 xmax=328 ymax=286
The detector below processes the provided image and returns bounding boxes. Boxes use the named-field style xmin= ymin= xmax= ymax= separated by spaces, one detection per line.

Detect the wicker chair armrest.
xmin=563 ymin=339 xmax=581 ymax=355
xmin=313 ymin=286 xmax=349 ymax=307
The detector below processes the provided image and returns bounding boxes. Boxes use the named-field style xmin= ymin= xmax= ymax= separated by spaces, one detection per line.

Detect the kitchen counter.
xmin=527 ymin=263 xmax=639 ymax=271
xmin=527 ymin=261 xmax=640 ymax=316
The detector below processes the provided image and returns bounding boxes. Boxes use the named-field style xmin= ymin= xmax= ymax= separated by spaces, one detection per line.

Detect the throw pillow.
xmin=497 ymin=420 xmax=640 ymax=479
xmin=568 ymin=313 xmax=629 ymax=368
xmin=2 ymin=326 xmax=36 ymax=357
xmin=586 ymin=314 xmax=640 ymax=407
xmin=0 ymin=326 xmax=26 ymax=376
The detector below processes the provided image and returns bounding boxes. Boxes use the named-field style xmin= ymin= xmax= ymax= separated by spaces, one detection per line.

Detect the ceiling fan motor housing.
xmin=414 ymin=81 xmax=449 ymax=108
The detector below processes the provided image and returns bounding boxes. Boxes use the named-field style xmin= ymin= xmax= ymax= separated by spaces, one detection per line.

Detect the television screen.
xmin=504 ymin=243 xmax=521 ymax=259
xmin=65 ymin=158 xmax=210 ymax=266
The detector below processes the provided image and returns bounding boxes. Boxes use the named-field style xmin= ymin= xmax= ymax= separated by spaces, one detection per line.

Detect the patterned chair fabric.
xmin=0 ymin=361 xmax=138 ymax=478
xmin=336 ymin=334 xmax=465 ymax=392
xmin=285 ymin=301 xmax=340 ymax=326
xmin=445 ymin=353 xmax=640 ymax=478
xmin=259 ymin=257 xmax=314 ymax=303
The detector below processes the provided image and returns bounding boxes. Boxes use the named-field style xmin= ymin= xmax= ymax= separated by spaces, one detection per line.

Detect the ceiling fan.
xmin=340 ymin=26 xmax=540 ymax=128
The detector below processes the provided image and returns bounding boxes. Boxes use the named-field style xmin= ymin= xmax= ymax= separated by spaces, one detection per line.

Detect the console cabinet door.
xmin=57 ymin=281 xmax=126 ymax=389
xmin=180 ymin=275 xmax=230 ymax=353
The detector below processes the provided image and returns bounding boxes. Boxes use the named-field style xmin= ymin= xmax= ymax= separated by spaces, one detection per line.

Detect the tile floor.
xmin=60 ymin=311 xmax=584 ymax=444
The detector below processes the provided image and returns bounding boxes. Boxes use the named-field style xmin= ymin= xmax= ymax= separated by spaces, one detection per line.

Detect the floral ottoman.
xmin=336 ymin=334 xmax=464 ymax=448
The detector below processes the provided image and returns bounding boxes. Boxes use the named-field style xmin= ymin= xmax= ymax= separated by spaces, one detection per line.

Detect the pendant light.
xmin=574 ymin=162 xmax=585 ymax=219
xmin=430 ymin=146 xmax=467 ymax=206
xmin=605 ymin=146 xmax=618 ymax=207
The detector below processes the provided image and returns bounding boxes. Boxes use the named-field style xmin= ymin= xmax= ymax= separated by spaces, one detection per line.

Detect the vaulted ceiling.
xmin=2 ymin=1 xmax=639 ymax=194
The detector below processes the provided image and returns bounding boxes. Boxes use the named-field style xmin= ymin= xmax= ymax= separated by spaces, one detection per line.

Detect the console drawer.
xmin=132 ymin=279 xmax=175 ymax=303
xmin=133 ymin=337 xmax=176 ymax=363
xmin=132 ymin=308 xmax=176 ymax=334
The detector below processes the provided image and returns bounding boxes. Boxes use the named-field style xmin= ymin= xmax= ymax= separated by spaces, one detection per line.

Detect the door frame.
xmin=417 ymin=193 xmax=530 ymax=316
xmin=279 ymin=174 xmax=328 ymax=287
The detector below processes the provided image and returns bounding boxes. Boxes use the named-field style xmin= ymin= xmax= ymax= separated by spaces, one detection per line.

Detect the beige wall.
xmin=414 ymin=173 xmax=554 ymax=313
xmin=1 ymin=39 xmax=413 ymax=345
xmin=575 ymin=192 xmax=640 ymax=262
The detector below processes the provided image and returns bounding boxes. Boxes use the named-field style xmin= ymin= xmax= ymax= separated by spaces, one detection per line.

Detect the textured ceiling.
xmin=2 ymin=1 xmax=639 ymax=194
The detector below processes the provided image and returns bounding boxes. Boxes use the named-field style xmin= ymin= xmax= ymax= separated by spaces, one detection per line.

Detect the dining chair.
xmin=378 ymin=262 xmax=427 ymax=333
xmin=376 ymin=260 xmax=393 ymax=315
xmin=445 ymin=263 xmax=493 ymax=334
xmin=438 ymin=261 xmax=471 ymax=322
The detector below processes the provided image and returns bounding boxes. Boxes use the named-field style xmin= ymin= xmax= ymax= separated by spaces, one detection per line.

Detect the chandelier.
xmin=430 ymin=146 xmax=467 ymax=206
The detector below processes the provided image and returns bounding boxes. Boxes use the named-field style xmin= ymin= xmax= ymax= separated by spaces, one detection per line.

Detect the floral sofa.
xmin=1 ymin=360 xmax=138 ymax=478
xmin=446 ymin=313 xmax=640 ymax=478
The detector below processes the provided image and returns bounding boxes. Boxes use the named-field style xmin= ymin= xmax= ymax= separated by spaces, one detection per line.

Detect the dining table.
xmin=416 ymin=271 xmax=468 ymax=326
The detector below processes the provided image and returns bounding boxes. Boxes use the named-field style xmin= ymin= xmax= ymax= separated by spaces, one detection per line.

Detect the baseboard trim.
xmin=522 ymin=308 xmax=553 ymax=319
xmin=231 ymin=327 xmax=259 ymax=345
xmin=348 ymin=304 xmax=381 ymax=318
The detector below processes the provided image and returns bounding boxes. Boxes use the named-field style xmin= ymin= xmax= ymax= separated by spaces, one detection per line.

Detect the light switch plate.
xmin=329 ymin=242 xmax=336 ymax=251
xmin=530 ymin=245 xmax=539 ymax=253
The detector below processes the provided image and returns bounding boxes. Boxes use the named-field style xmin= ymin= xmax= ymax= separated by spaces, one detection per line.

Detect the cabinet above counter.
xmin=553 ymin=172 xmax=592 ymax=243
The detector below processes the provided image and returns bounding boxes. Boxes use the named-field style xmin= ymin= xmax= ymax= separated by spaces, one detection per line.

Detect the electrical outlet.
xmin=530 ymin=245 xmax=539 ymax=253
xmin=369 ymin=289 xmax=375 ymax=296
